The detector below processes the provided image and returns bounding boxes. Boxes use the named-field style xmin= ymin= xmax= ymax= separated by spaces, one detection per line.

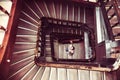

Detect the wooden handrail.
xmin=35 ymin=61 xmax=112 ymax=72
xmin=70 ymin=0 xmax=98 ymax=6
xmin=0 ymin=0 xmax=22 ymax=63
xmin=35 ymin=57 xmax=120 ymax=72
xmin=0 ymin=0 xmax=23 ymax=79
xmin=0 ymin=1 xmax=14 ymax=64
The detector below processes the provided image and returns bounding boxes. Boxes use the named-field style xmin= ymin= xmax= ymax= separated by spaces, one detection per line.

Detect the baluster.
xmin=108 ymin=13 xmax=116 ymax=20
xmin=0 ymin=25 xmax=6 ymax=31
xmin=112 ymin=0 xmax=120 ymax=24
xmin=0 ymin=6 xmax=10 ymax=16
xmin=106 ymin=5 xmax=113 ymax=13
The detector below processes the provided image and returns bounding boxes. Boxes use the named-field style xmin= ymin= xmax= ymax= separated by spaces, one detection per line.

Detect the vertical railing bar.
xmin=84 ymin=7 xmax=86 ymax=23
xmin=32 ymin=67 xmax=43 ymax=80
xmin=21 ymin=65 xmax=36 ymax=80
xmin=60 ymin=2 xmax=62 ymax=19
xmin=43 ymin=1 xmax=51 ymax=17
xmin=34 ymin=1 xmax=45 ymax=17
xmin=25 ymin=2 xmax=40 ymax=19
xmin=66 ymin=4 xmax=69 ymax=20
xmin=78 ymin=6 xmax=80 ymax=22
xmin=72 ymin=4 xmax=75 ymax=21
xmin=21 ymin=11 xmax=39 ymax=24
xmin=53 ymin=1 xmax=56 ymax=18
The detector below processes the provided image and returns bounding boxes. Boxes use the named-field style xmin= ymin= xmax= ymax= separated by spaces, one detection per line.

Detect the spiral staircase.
xmin=0 ymin=0 xmax=120 ymax=80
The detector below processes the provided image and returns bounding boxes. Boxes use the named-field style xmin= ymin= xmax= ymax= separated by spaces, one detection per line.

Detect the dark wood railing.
xmin=99 ymin=0 xmax=120 ymax=40
xmin=0 ymin=0 xmax=23 ymax=63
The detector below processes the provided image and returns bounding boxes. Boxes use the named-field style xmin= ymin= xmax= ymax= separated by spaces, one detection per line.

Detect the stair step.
xmin=32 ymin=67 xmax=45 ymax=80
xmin=78 ymin=70 xmax=90 ymax=80
xmin=67 ymin=69 xmax=78 ymax=80
xmin=20 ymin=65 xmax=39 ymax=80
xmin=8 ymin=62 xmax=35 ymax=80
xmin=113 ymin=26 xmax=120 ymax=35
xmin=112 ymin=22 xmax=119 ymax=27
xmin=115 ymin=36 xmax=120 ymax=41
xmin=106 ymin=5 xmax=113 ymax=13
xmin=58 ymin=68 xmax=67 ymax=80
xmin=41 ymin=67 xmax=51 ymax=80
xmin=108 ymin=13 xmax=116 ymax=20
xmin=110 ymin=16 xmax=118 ymax=26
xmin=49 ymin=67 xmax=57 ymax=80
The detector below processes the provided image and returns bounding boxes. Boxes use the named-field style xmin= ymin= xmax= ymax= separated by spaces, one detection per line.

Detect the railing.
xmin=0 ymin=0 xmax=12 ymax=63
xmin=0 ymin=0 xmax=23 ymax=63
xmin=35 ymin=17 xmax=120 ymax=72
xmin=97 ymin=0 xmax=120 ymax=71
xmin=99 ymin=0 xmax=120 ymax=39
xmin=35 ymin=17 xmax=95 ymax=62
xmin=72 ymin=0 xmax=97 ymax=3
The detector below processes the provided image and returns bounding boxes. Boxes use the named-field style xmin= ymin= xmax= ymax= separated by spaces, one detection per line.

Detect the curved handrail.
xmin=36 ymin=17 xmax=96 ymax=62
